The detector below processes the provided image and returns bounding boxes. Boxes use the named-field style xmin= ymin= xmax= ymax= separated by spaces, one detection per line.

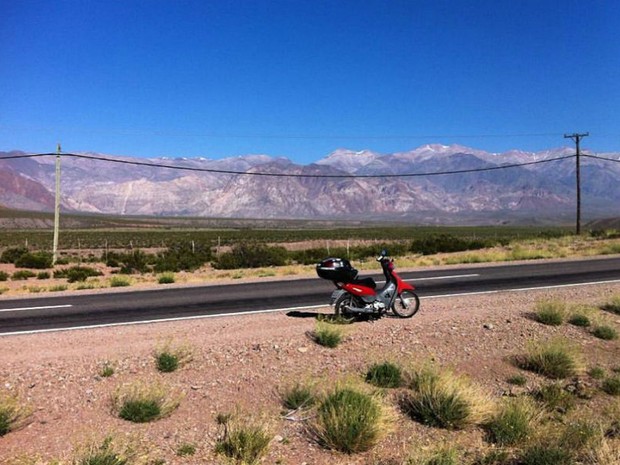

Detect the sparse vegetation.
xmin=0 ymin=394 xmax=31 ymax=436
xmin=519 ymin=444 xmax=574 ymax=465
xmin=408 ymin=445 xmax=460 ymax=465
xmin=111 ymin=382 xmax=181 ymax=423
xmin=54 ymin=266 xmax=103 ymax=283
xmin=515 ymin=338 xmax=581 ymax=379
xmin=214 ymin=413 xmax=271 ymax=464
xmin=154 ymin=342 xmax=192 ymax=373
xmin=568 ymin=312 xmax=591 ymax=327
xmin=402 ymin=365 xmax=493 ymax=430
xmin=601 ymin=295 xmax=620 ymax=315
xmin=11 ymin=270 xmax=36 ymax=280
xmin=588 ymin=366 xmax=605 ymax=379
xmin=532 ymin=383 xmax=576 ymax=413
xmin=157 ymin=272 xmax=175 ymax=284
xmin=281 ymin=383 xmax=315 ymax=410
xmin=365 ymin=362 xmax=403 ymax=388
xmin=592 ymin=324 xmax=618 ymax=340
xmin=176 ymin=443 xmax=196 ymax=457
xmin=602 ymin=376 xmax=620 ymax=396
xmin=485 ymin=397 xmax=539 ymax=446
xmin=109 ymin=276 xmax=131 ymax=287
xmin=14 ymin=251 xmax=53 ymax=269
xmin=73 ymin=436 xmax=131 ymax=465
xmin=534 ymin=299 xmax=565 ymax=326
xmin=312 ymin=321 xmax=344 ymax=348
xmin=99 ymin=362 xmax=115 ymax=378
xmin=506 ymin=374 xmax=527 ymax=386
xmin=49 ymin=285 xmax=68 ymax=292
xmin=311 ymin=387 xmax=388 ymax=454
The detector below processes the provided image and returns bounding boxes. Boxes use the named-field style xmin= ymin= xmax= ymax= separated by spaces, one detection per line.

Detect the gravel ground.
xmin=1 ymin=281 xmax=620 ymax=464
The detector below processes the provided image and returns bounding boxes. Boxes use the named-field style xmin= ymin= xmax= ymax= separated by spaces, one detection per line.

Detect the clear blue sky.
xmin=1 ymin=0 xmax=618 ymax=163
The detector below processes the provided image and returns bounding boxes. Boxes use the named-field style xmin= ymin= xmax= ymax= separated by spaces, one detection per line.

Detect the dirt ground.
xmin=1 ymin=275 xmax=620 ymax=464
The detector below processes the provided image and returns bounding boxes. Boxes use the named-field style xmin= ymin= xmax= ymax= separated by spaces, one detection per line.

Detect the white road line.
xmin=0 ymin=304 xmax=73 ymax=313
xmin=2 ymin=278 xmax=620 ymax=337
xmin=409 ymin=273 xmax=480 ymax=281
xmin=421 ymin=278 xmax=620 ymax=300
xmin=0 ymin=304 xmax=325 ymax=337
xmin=376 ymin=273 xmax=479 ymax=285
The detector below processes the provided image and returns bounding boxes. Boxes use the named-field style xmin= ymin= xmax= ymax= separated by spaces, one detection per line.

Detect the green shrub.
xmin=411 ymin=445 xmax=460 ymax=465
xmin=281 ymin=383 xmax=315 ymax=410
xmin=515 ymin=339 xmax=581 ymax=379
xmin=506 ymin=374 xmax=527 ymax=386
xmin=0 ymin=271 xmax=8 ymax=281
xmin=157 ymin=272 xmax=175 ymax=284
xmin=602 ymin=376 xmax=620 ymax=396
xmin=588 ymin=366 xmax=605 ymax=379
xmin=519 ymin=445 xmax=573 ymax=465
xmin=0 ymin=394 xmax=31 ymax=436
xmin=54 ymin=266 xmax=103 ymax=283
xmin=106 ymin=250 xmax=152 ymax=274
xmin=154 ymin=343 xmax=192 ymax=373
xmin=534 ymin=300 xmax=565 ymax=326
xmin=532 ymin=383 xmax=575 ymax=413
xmin=402 ymin=365 xmax=493 ymax=430
xmin=0 ymin=247 xmax=28 ymax=264
xmin=74 ymin=436 xmax=130 ymax=465
xmin=99 ymin=362 xmax=115 ymax=378
xmin=312 ymin=321 xmax=343 ymax=348
xmin=485 ymin=397 xmax=538 ymax=446
xmin=214 ymin=414 xmax=271 ymax=464
xmin=111 ymin=382 xmax=180 ymax=423
xmin=410 ymin=234 xmax=493 ymax=255
xmin=560 ymin=419 xmax=603 ymax=455
xmin=110 ymin=276 xmax=131 ymax=287
xmin=592 ymin=325 xmax=618 ymax=340
xmin=176 ymin=442 xmax=196 ymax=457
xmin=36 ymin=271 xmax=50 ymax=279
xmin=49 ymin=284 xmax=68 ymax=292
xmin=365 ymin=362 xmax=403 ymax=388
xmin=11 ymin=270 xmax=36 ymax=280
xmin=14 ymin=251 xmax=52 ymax=269
xmin=568 ymin=313 xmax=591 ymax=327
xmin=316 ymin=314 xmax=354 ymax=325
xmin=155 ymin=352 xmax=179 ymax=373
xmin=473 ymin=450 xmax=510 ymax=465
xmin=154 ymin=243 xmax=212 ymax=272
xmin=312 ymin=388 xmax=386 ymax=454
xmin=212 ymin=243 xmax=288 ymax=269
xmin=601 ymin=296 xmax=620 ymax=315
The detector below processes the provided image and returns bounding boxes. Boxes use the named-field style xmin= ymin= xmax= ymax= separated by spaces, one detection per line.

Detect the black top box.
xmin=316 ymin=257 xmax=358 ymax=282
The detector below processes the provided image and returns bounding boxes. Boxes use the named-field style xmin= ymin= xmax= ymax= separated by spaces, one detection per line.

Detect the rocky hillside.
xmin=1 ymin=144 xmax=619 ymax=223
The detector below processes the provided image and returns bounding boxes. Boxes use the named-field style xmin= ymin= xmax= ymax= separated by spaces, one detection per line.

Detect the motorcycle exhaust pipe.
xmin=343 ymin=305 xmax=375 ymax=314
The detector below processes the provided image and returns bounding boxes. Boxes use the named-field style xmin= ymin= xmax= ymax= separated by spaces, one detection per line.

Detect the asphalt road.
xmin=1 ymin=256 xmax=619 ymax=335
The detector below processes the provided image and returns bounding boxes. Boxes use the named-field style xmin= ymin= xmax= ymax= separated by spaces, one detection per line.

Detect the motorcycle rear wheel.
xmin=392 ymin=291 xmax=420 ymax=318
xmin=334 ymin=293 xmax=358 ymax=317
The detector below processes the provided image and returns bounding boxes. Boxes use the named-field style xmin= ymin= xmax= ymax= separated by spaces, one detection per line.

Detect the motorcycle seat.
xmin=351 ymin=277 xmax=376 ymax=289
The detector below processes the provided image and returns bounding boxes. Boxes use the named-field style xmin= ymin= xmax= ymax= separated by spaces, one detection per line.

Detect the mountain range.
xmin=1 ymin=144 xmax=619 ymax=225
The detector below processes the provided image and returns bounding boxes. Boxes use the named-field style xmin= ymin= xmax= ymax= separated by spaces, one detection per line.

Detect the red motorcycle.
xmin=316 ymin=250 xmax=420 ymax=318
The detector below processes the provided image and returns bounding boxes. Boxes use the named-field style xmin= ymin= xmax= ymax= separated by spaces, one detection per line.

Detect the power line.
xmin=583 ymin=153 xmax=620 ymax=163
xmin=1 ymin=151 xmax=577 ymax=179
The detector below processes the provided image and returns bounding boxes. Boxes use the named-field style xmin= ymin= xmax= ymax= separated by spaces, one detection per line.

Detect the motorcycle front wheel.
xmin=392 ymin=291 xmax=420 ymax=318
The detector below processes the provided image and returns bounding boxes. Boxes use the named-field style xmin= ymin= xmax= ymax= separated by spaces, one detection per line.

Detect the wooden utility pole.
xmin=52 ymin=143 xmax=61 ymax=265
xmin=564 ymin=132 xmax=589 ymax=235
